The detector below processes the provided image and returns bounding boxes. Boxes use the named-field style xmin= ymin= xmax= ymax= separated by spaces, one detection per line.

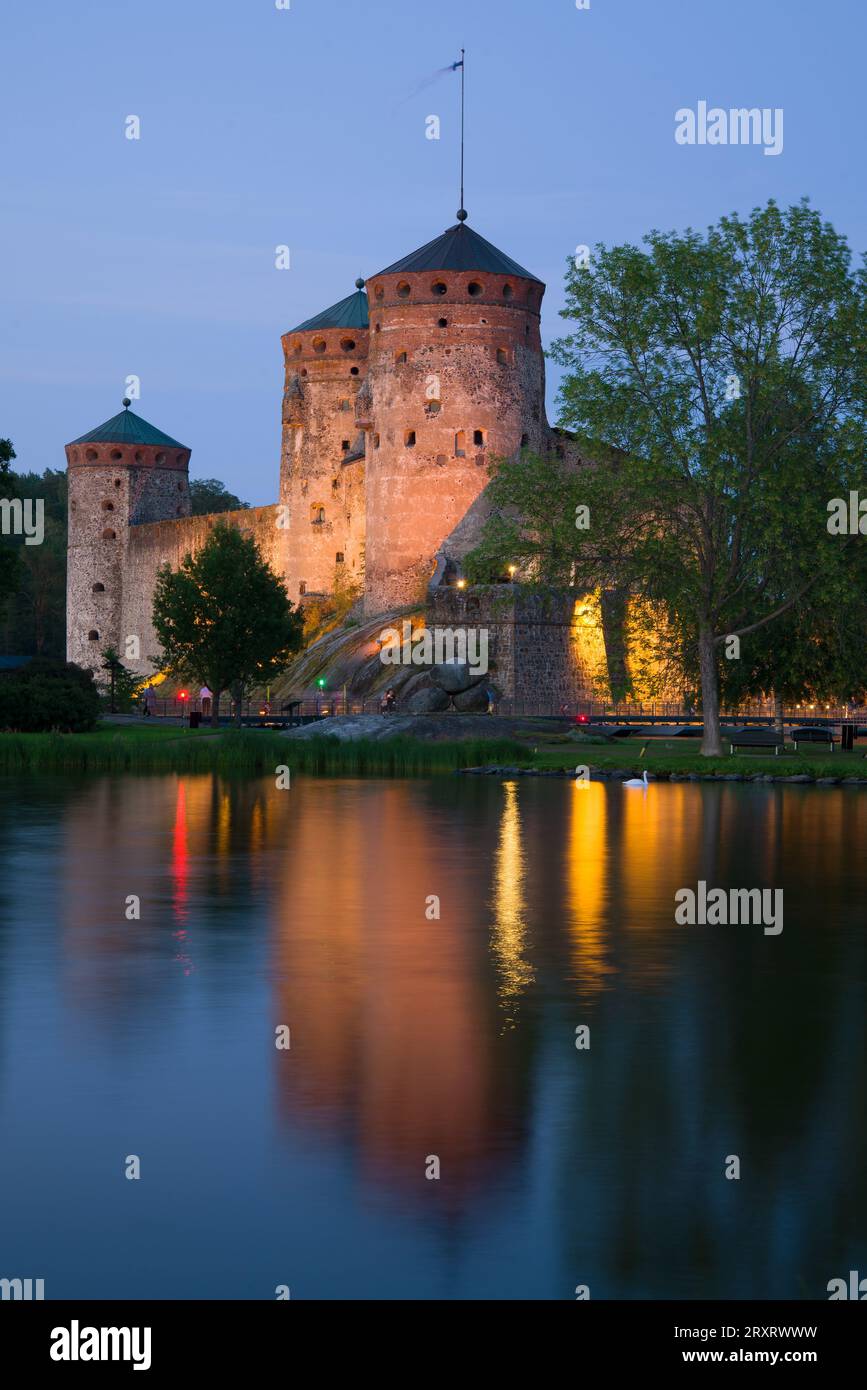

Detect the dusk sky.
xmin=3 ymin=0 xmax=864 ymax=505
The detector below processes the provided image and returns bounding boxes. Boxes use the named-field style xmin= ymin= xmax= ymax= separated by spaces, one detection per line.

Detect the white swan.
xmin=623 ymin=770 xmax=649 ymax=788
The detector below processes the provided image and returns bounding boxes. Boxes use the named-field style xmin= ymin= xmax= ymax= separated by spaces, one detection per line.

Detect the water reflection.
xmin=0 ymin=772 xmax=864 ymax=1298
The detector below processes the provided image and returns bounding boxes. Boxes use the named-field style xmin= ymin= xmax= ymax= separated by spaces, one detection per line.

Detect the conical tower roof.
xmin=373 ymin=221 xmax=541 ymax=283
xmin=288 ymin=287 xmax=369 ymax=335
xmin=68 ymin=405 xmax=186 ymax=449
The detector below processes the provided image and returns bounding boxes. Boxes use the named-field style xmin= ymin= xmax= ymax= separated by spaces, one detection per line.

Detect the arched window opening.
xmin=395 ymin=350 xmax=408 ymax=365
xmin=155 ymin=452 xmax=166 ymax=464
xmin=101 ymin=500 xmax=115 ymax=511
xmin=503 ymin=283 xmax=514 ymax=300
xmin=88 ymin=630 xmax=99 ymax=641
xmin=341 ymin=338 xmax=356 ymax=353
xmin=455 ymin=431 xmax=466 ymax=458
xmin=102 ymin=528 xmax=116 ymax=540
xmin=496 ymin=347 xmax=509 ymax=365
xmin=312 ymin=338 xmax=326 ymax=354
xmin=92 ymin=583 xmax=105 ymax=593
xmin=474 ymin=429 xmax=485 ymax=448
xmin=405 ymin=430 xmax=416 ymax=448
xmin=335 ymin=552 xmax=345 ymax=564
xmin=397 ymin=282 xmax=411 ymax=299
xmin=310 ymin=504 xmax=325 ymax=525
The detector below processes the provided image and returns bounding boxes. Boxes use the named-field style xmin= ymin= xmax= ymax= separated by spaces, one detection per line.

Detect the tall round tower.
xmin=279 ymin=284 xmax=369 ymax=601
xmin=362 ymin=215 xmax=546 ymax=615
xmin=65 ymin=401 xmax=190 ymax=669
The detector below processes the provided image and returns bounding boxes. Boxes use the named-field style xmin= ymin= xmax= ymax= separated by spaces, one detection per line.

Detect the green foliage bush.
xmin=0 ymin=658 xmax=101 ymax=732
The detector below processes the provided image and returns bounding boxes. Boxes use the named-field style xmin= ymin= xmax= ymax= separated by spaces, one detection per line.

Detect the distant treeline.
xmin=0 ymin=469 xmax=248 ymax=659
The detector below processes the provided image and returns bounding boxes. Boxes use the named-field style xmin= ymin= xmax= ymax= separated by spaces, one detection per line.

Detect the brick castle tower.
xmin=64 ymin=402 xmax=190 ymax=668
xmin=361 ymin=214 xmax=547 ymax=614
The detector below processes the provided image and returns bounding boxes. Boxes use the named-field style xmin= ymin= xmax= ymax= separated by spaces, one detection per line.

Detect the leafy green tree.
xmin=470 ymin=201 xmax=867 ymax=753
xmin=0 ymin=466 xmax=67 ymax=657
xmin=0 ymin=439 xmax=21 ymax=617
xmin=99 ymin=646 xmax=141 ymax=714
xmin=152 ymin=522 xmax=303 ymax=726
xmin=189 ymin=478 xmax=250 ymax=516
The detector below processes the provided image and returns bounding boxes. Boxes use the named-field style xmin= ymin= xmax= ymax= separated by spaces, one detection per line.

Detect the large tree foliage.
xmin=152 ymin=522 xmax=303 ymax=725
xmin=469 ymin=201 xmax=867 ymax=753
xmin=189 ymin=478 xmax=250 ymax=516
xmin=0 ymin=466 xmax=67 ymax=658
xmin=0 ymin=440 xmax=21 ymax=618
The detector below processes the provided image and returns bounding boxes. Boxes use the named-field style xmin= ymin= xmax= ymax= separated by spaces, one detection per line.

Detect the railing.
xmin=139 ymin=694 xmax=860 ymax=727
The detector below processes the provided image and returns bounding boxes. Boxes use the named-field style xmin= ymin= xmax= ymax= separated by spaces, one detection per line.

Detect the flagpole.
xmin=460 ymin=48 xmax=466 ymax=214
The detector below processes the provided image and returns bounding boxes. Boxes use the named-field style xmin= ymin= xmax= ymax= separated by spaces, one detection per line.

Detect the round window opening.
xmin=396 ymin=282 xmax=411 ymax=300
xmin=503 ymin=283 xmax=514 ymax=300
xmin=341 ymin=338 xmax=356 ymax=353
xmin=438 ymin=318 xmax=448 ymax=328
xmin=374 ymin=285 xmax=384 ymax=300
xmin=468 ymin=281 xmax=483 ymax=297
xmin=312 ymin=338 xmax=326 ymax=354
xmin=432 ymin=281 xmax=447 ymax=296
xmin=155 ymin=452 xmax=166 ymax=465
xmin=110 ymin=449 xmax=123 ymax=460
xmin=86 ymin=449 xmax=98 ymax=462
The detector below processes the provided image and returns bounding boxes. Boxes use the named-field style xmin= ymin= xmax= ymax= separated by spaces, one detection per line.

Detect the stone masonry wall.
xmin=123 ymin=505 xmax=282 ymax=677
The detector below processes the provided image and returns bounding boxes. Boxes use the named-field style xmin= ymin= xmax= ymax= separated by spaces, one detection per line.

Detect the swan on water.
xmin=623 ymin=770 xmax=649 ymax=788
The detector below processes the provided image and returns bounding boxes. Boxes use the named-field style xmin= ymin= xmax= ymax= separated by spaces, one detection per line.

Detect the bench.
xmin=790 ymin=726 xmax=837 ymax=753
xmin=729 ymin=729 xmax=785 ymax=755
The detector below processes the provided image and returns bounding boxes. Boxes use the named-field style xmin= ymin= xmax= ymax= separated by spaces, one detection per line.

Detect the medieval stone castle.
xmin=65 ymin=215 xmax=621 ymax=706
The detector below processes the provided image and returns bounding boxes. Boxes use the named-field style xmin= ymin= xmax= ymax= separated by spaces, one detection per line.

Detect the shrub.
xmin=0 ymin=659 xmax=101 ymax=732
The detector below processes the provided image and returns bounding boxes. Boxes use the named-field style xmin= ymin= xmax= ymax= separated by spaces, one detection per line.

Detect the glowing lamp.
xmin=179 ymin=691 xmax=188 ymax=701
xmin=456 ymin=579 xmax=467 ymax=590
xmin=317 ymin=677 xmax=327 ymax=689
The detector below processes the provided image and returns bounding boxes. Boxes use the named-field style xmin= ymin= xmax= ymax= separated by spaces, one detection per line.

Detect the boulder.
xmin=430 ymin=661 xmax=486 ymax=694
xmin=405 ymin=685 xmax=450 ymax=714
xmin=452 ymin=683 xmax=492 ymax=712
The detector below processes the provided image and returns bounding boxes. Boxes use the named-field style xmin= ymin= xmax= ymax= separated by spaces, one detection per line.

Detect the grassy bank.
xmin=524 ymin=735 xmax=867 ymax=780
xmin=2 ymin=722 xmax=865 ymax=780
xmin=0 ymin=724 xmax=531 ymax=776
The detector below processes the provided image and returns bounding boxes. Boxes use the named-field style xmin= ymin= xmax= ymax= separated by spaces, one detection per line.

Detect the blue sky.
xmin=2 ymin=0 xmax=864 ymax=504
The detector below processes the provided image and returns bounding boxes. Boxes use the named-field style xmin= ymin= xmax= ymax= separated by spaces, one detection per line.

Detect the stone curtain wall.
xmin=123 ymin=505 xmax=282 ymax=677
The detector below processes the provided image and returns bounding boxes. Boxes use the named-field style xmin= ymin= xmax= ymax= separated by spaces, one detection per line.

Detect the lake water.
xmin=0 ymin=772 xmax=865 ymax=1300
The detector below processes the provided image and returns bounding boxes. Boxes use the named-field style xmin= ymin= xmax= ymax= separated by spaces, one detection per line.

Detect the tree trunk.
xmin=233 ymin=684 xmax=243 ymax=728
xmin=211 ymin=690 xmax=222 ymax=729
xmin=773 ymin=691 xmax=784 ymax=736
xmin=599 ymin=588 xmax=630 ymax=703
xmin=699 ymin=624 xmax=723 ymax=756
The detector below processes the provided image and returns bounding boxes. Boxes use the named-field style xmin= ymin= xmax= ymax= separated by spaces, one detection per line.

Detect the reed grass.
xmin=0 ymin=726 xmax=531 ymax=777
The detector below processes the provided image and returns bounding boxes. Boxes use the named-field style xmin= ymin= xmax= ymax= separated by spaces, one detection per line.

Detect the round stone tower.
xmin=65 ymin=401 xmax=190 ymax=669
xmin=280 ymin=284 xmax=369 ymax=601
xmin=362 ymin=214 xmax=546 ymax=615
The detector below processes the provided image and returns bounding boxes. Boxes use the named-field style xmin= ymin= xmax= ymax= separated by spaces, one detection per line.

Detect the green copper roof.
xmin=289 ymin=289 xmax=369 ymax=335
xmin=373 ymin=222 xmax=541 ymax=282
xmin=69 ymin=407 xmax=187 ymax=449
